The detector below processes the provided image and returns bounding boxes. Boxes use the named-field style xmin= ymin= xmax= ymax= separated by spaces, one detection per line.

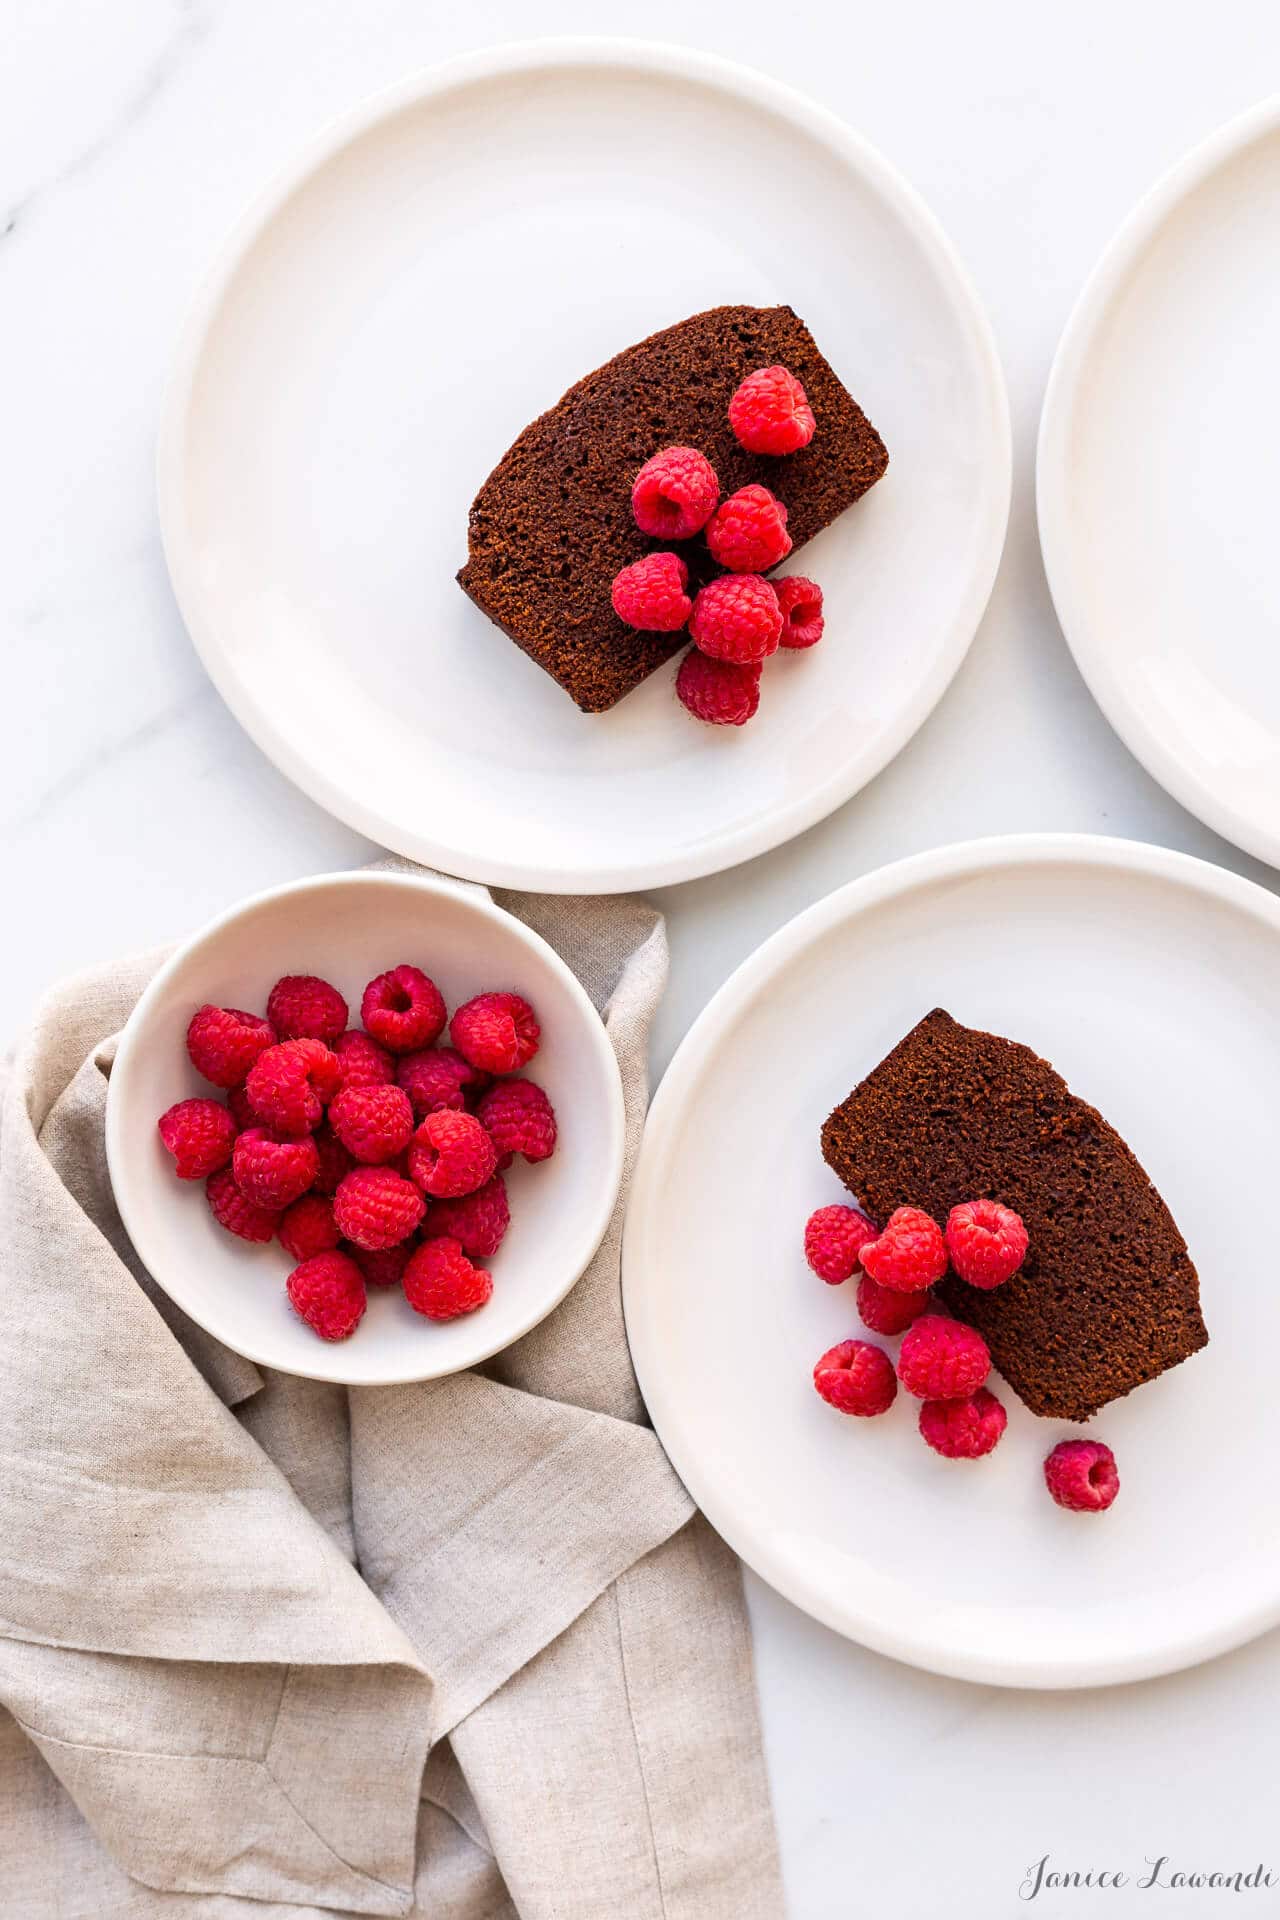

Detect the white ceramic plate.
xmin=623 ymin=835 xmax=1280 ymax=1687
xmin=106 ymin=870 xmax=624 ymax=1385
xmin=1039 ymin=97 xmax=1280 ymax=871
xmin=159 ymin=39 xmax=1009 ymax=893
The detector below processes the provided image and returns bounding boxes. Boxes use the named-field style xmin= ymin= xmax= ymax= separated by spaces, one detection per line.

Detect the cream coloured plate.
xmin=1039 ymin=97 xmax=1280 ymax=870
xmin=159 ymin=39 xmax=1009 ymax=892
xmin=623 ymin=835 xmax=1280 ymax=1686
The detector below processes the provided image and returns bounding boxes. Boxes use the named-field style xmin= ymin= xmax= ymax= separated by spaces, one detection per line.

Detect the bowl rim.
xmin=105 ymin=868 xmax=626 ymax=1384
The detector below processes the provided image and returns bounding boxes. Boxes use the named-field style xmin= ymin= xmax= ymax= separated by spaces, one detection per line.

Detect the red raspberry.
xmin=332 ymin=1028 xmax=396 ymax=1093
xmin=278 ymin=1193 xmax=340 ymax=1262
xmin=705 ymin=485 xmax=792 ymax=573
xmin=157 ymin=1098 xmax=237 ymax=1180
xmin=403 ymin=1237 xmax=493 ymax=1321
xmin=474 ymin=1079 xmax=557 ymax=1166
xmin=812 ymin=1339 xmax=897 ymax=1417
xmin=774 ymin=575 xmax=825 ymax=649
xmin=397 ymin=1045 xmax=487 ymax=1118
xmin=630 ymin=446 xmax=719 ymax=540
xmin=329 ymin=1083 xmax=414 ymax=1164
xmin=1044 ymin=1440 xmax=1119 ymax=1513
xmin=611 ymin=552 xmax=691 ymax=631
xmin=804 ymin=1203 xmax=877 ymax=1284
xmin=186 ymin=1005 xmax=275 ymax=1089
xmin=675 ymin=649 xmax=762 ymax=726
xmin=346 ymin=1239 xmax=416 ymax=1288
xmin=451 ymin=992 xmax=540 ymax=1074
xmin=919 ymin=1387 xmax=1008 ymax=1459
xmin=333 ymin=1166 xmax=425 ymax=1250
xmin=688 ymin=574 xmax=782 ymax=664
xmin=946 ymin=1199 xmax=1029 ymax=1290
xmin=860 ymin=1206 xmax=948 ymax=1292
xmin=897 ymin=1314 xmax=990 ymax=1401
xmin=266 ymin=974 xmax=348 ymax=1043
xmin=232 ymin=1128 xmax=319 ymax=1212
xmin=727 ymin=364 xmax=816 ymax=456
xmin=312 ymin=1120 xmax=356 ymax=1196
xmin=360 ymin=965 xmax=447 ymax=1054
xmin=426 ymin=1175 xmax=510 ymax=1258
xmin=227 ymin=1083 xmax=256 ymax=1131
xmin=856 ymin=1272 xmax=932 ymax=1336
xmin=408 ymin=1109 xmax=496 ymax=1198
xmin=246 ymin=1038 xmax=341 ymax=1135
xmin=286 ymin=1251 xmax=367 ymax=1342
xmin=206 ymin=1165 xmax=281 ymax=1243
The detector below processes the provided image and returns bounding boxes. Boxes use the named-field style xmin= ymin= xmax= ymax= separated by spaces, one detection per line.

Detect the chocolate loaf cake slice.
xmin=821 ymin=1010 xmax=1207 ymax=1421
xmin=458 ymin=305 xmax=888 ymax=713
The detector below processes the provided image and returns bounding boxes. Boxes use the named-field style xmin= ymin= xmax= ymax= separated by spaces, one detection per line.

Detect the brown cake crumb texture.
xmin=820 ymin=1010 xmax=1207 ymax=1422
xmin=457 ymin=305 xmax=888 ymax=713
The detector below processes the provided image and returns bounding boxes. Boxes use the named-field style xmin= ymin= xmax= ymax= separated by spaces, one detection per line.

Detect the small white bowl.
xmin=106 ymin=870 xmax=625 ymax=1384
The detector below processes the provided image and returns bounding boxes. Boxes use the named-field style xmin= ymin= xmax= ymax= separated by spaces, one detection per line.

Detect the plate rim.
xmin=104 ymin=867 xmax=626 ymax=1386
xmin=157 ymin=35 xmax=1012 ymax=894
xmin=1037 ymin=93 xmax=1280 ymax=871
xmin=622 ymin=830 xmax=1280 ymax=1687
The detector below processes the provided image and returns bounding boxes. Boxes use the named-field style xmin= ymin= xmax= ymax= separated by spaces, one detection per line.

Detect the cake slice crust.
xmin=457 ymin=304 xmax=888 ymax=713
xmin=821 ymin=1010 xmax=1207 ymax=1421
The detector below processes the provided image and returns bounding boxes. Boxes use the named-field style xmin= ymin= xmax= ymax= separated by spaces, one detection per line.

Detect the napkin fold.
xmin=0 ymin=870 xmax=784 ymax=1918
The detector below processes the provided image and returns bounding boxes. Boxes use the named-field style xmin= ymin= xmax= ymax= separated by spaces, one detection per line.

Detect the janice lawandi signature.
xmin=1020 ymin=1855 xmax=1278 ymax=1901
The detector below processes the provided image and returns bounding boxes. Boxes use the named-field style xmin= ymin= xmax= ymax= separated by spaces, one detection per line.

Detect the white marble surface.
xmin=6 ymin=4 xmax=1280 ymax=1913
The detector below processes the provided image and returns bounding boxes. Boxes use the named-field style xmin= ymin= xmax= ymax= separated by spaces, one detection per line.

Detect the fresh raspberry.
xmin=946 ymin=1199 xmax=1029 ymax=1290
xmin=266 ymin=974 xmax=348 ymax=1044
xmin=804 ymin=1203 xmax=877 ymax=1284
xmin=360 ymin=965 xmax=447 ymax=1053
xmin=332 ymin=1028 xmax=396 ymax=1093
xmin=1044 ymin=1440 xmax=1120 ymax=1513
xmin=329 ymin=1083 xmax=415 ymax=1164
xmin=630 ymin=446 xmax=719 ymax=540
xmin=246 ymin=1038 xmax=341 ymax=1135
xmin=286 ymin=1251 xmax=367 ymax=1342
xmin=232 ymin=1128 xmax=319 ymax=1212
xmin=919 ymin=1387 xmax=1008 ymax=1460
xmin=206 ymin=1166 xmax=281 ymax=1243
xmin=403 ymin=1237 xmax=493 ymax=1321
xmin=157 ymin=1098 xmax=237 ymax=1180
xmin=227 ymin=1083 xmax=256 ymax=1131
xmin=450 ymin=992 xmax=540 ymax=1074
xmin=346 ymin=1239 xmax=416 ymax=1288
xmin=705 ymin=485 xmax=792 ymax=573
xmin=611 ymin=552 xmax=691 ymax=631
xmin=333 ymin=1166 xmax=425 ymax=1250
xmin=688 ymin=574 xmax=782 ymax=664
xmin=897 ymin=1314 xmax=990 ymax=1401
xmin=408 ymin=1109 xmax=496 ymax=1198
xmin=426 ymin=1175 xmax=510 ymax=1258
xmin=860 ymin=1206 xmax=948 ymax=1292
xmin=812 ymin=1339 xmax=897 ymax=1417
xmin=397 ymin=1045 xmax=488 ymax=1118
xmin=727 ymin=365 xmax=816 ymax=456
xmin=186 ymin=1005 xmax=275 ymax=1089
xmin=312 ymin=1120 xmax=356 ymax=1196
xmin=278 ymin=1193 xmax=340 ymax=1262
xmin=856 ymin=1272 xmax=932 ymax=1336
xmin=773 ymin=575 xmax=825 ymax=649
xmin=474 ymin=1079 xmax=557 ymax=1166
xmin=675 ymin=648 xmax=762 ymax=726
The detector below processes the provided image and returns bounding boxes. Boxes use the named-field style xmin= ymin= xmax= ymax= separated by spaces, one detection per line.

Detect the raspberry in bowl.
xmin=106 ymin=871 xmax=624 ymax=1385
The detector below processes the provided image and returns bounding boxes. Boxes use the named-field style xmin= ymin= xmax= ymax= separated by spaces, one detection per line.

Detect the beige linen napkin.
xmin=0 ymin=870 xmax=784 ymax=1920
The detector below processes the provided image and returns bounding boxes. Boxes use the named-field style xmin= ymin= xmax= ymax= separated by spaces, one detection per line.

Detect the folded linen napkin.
xmin=0 ymin=868 xmax=784 ymax=1919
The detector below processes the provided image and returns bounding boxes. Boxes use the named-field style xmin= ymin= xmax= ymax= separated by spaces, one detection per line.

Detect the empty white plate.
xmin=1039 ymin=97 xmax=1280 ymax=870
xmin=159 ymin=39 xmax=1010 ymax=892
xmin=622 ymin=836 xmax=1280 ymax=1686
